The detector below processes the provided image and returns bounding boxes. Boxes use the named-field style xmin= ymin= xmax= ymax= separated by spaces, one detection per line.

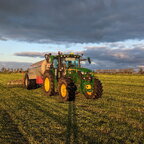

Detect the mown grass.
xmin=0 ymin=73 xmax=144 ymax=144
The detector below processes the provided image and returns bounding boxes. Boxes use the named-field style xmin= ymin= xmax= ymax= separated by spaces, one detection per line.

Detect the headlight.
xmin=81 ymin=72 xmax=87 ymax=75
xmin=88 ymin=77 xmax=92 ymax=80
xmin=81 ymin=72 xmax=85 ymax=74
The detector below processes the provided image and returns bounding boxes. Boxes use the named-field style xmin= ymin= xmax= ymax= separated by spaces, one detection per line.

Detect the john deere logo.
xmin=85 ymin=84 xmax=92 ymax=89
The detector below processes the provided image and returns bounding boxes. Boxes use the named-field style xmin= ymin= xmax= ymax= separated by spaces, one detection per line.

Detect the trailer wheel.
xmin=83 ymin=78 xmax=103 ymax=99
xmin=58 ymin=77 xmax=76 ymax=101
xmin=43 ymin=72 xmax=54 ymax=96
xmin=24 ymin=73 xmax=36 ymax=90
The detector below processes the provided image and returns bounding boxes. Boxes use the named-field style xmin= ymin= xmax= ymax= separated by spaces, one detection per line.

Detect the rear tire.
xmin=84 ymin=78 xmax=103 ymax=99
xmin=43 ymin=71 xmax=55 ymax=96
xmin=58 ymin=77 xmax=76 ymax=101
xmin=24 ymin=73 xmax=36 ymax=90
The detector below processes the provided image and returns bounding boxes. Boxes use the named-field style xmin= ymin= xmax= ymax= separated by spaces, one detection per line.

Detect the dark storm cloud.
xmin=83 ymin=46 xmax=144 ymax=69
xmin=0 ymin=0 xmax=144 ymax=42
xmin=84 ymin=47 xmax=144 ymax=64
xmin=15 ymin=52 xmax=44 ymax=58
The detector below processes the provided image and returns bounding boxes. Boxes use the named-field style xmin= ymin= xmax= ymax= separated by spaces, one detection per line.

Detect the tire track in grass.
xmin=104 ymin=92 xmax=144 ymax=107
xmin=0 ymin=82 xmax=68 ymax=115
xmin=0 ymin=108 xmax=29 ymax=144
xmin=81 ymin=106 xmax=144 ymax=129
xmin=104 ymin=81 xmax=144 ymax=87
xmin=21 ymin=91 xmax=68 ymax=112
xmin=0 ymin=83 xmax=100 ymax=143
xmin=0 ymin=88 xmax=39 ymax=143
xmin=1 ymin=74 xmax=144 ymax=143
xmin=7 ymin=88 xmax=68 ymax=117
xmin=103 ymin=83 xmax=144 ymax=106
xmin=0 ymin=84 xmax=68 ymax=143
xmin=0 ymin=96 xmax=66 ymax=143
xmin=0 ymin=77 xmax=69 ymax=113
xmin=71 ymin=98 xmax=143 ymax=136
xmin=73 ymin=96 xmax=144 ymax=128
xmin=105 ymin=90 xmax=144 ymax=99
xmin=76 ymin=95 xmax=144 ymax=116
xmin=75 ymin=99 xmax=143 ymax=143
xmin=75 ymin=105 xmax=144 ymax=143
xmin=19 ymin=96 xmax=100 ymax=143
xmin=105 ymin=84 xmax=144 ymax=96
xmin=78 ymin=101 xmax=144 ymax=121
xmin=14 ymin=97 xmax=99 ymax=143
xmin=76 ymin=94 xmax=144 ymax=125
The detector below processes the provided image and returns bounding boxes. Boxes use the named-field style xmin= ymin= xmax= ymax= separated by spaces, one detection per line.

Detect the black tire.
xmin=58 ymin=77 xmax=77 ymax=101
xmin=43 ymin=71 xmax=54 ymax=96
xmin=24 ymin=73 xmax=36 ymax=90
xmin=84 ymin=78 xmax=103 ymax=99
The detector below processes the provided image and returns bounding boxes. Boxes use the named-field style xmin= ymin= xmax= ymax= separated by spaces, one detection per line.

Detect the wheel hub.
xmin=85 ymin=84 xmax=92 ymax=95
xmin=61 ymin=84 xmax=67 ymax=97
xmin=44 ymin=78 xmax=50 ymax=92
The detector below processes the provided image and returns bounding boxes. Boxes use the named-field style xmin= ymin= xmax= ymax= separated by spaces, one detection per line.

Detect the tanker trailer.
xmin=24 ymin=58 xmax=51 ymax=89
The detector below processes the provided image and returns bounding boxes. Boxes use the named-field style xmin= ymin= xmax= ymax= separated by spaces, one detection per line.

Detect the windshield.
xmin=62 ymin=57 xmax=79 ymax=68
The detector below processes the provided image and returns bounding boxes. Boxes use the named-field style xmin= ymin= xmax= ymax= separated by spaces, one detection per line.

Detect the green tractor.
xmin=24 ymin=52 xmax=103 ymax=101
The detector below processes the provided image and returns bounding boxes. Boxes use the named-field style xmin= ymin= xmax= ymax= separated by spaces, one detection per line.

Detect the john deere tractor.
xmin=24 ymin=52 xmax=103 ymax=101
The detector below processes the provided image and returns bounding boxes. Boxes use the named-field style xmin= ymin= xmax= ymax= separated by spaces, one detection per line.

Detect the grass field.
xmin=0 ymin=73 xmax=144 ymax=144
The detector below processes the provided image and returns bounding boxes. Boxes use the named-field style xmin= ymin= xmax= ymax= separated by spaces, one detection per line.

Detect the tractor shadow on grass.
xmin=65 ymin=101 xmax=100 ymax=144
xmin=0 ymin=109 xmax=28 ymax=144
xmin=66 ymin=101 xmax=78 ymax=144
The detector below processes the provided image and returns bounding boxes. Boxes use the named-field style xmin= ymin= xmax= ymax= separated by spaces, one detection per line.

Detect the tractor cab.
xmin=52 ymin=53 xmax=81 ymax=78
xmin=59 ymin=54 xmax=81 ymax=69
xmin=45 ymin=52 xmax=92 ymax=79
xmin=45 ymin=52 xmax=90 ymax=70
xmin=63 ymin=57 xmax=79 ymax=68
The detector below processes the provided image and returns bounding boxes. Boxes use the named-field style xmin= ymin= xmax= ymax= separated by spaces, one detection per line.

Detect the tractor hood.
xmin=76 ymin=67 xmax=92 ymax=73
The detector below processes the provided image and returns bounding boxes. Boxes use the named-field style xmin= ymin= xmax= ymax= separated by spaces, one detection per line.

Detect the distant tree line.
xmin=95 ymin=68 xmax=144 ymax=74
xmin=138 ymin=68 xmax=144 ymax=74
xmin=0 ymin=67 xmax=26 ymax=73
xmin=1 ymin=67 xmax=144 ymax=74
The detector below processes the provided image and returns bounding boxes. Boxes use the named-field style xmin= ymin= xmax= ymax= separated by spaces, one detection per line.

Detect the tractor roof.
xmin=58 ymin=54 xmax=81 ymax=58
xmin=49 ymin=53 xmax=81 ymax=58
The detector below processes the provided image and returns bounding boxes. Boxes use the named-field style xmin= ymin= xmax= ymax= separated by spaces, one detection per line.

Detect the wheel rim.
xmin=85 ymin=84 xmax=92 ymax=89
xmin=61 ymin=84 xmax=67 ymax=97
xmin=44 ymin=77 xmax=50 ymax=92
xmin=25 ymin=78 xmax=28 ymax=87
xmin=85 ymin=84 xmax=92 ymax=95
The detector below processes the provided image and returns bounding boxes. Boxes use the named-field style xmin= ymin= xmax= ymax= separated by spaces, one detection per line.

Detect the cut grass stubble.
xmin=0 ymin=73 xmax=144 ymax=144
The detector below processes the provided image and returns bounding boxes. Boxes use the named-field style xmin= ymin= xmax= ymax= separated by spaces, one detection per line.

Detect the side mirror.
xmin=45 ymin=54 xmax=51 ymax=62
xmin=45 ymin=54 xmax=49 ymax=60
xmin=88 ymin=57 xmax=91 ymax=64
xmin=53 ymin=59 xmax=58 ymax=69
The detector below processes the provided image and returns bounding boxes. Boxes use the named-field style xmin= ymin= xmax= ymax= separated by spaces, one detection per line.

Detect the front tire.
xmin=58 ymin=77 xmax=76 ymax=101
xmin=43 ymin=71 xmax=54 ymax=96
xmin=84 ymin=78 xmax=103 ymax=99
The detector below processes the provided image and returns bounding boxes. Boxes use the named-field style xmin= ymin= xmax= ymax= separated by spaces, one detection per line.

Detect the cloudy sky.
xmin=0 ymin=0 xmax=144 ymax=69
